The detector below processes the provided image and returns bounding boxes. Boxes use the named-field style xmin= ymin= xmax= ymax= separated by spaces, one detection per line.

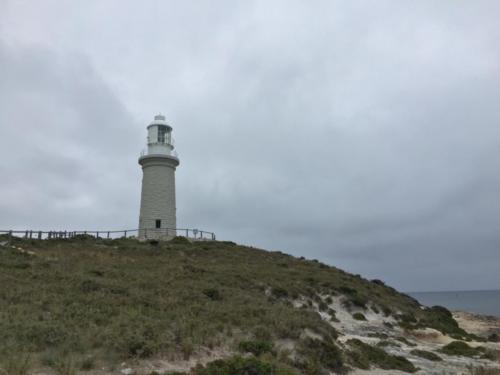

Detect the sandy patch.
xmin=454 ymin=311 xmax=500 ymax=337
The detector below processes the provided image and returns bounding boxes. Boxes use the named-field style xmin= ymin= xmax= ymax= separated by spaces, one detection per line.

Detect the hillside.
xmin=0 ymin=235 xmax=499 ymax=375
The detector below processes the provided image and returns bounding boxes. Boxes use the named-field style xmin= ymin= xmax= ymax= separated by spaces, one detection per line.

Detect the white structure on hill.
xmin=138 ymin=114 xmax=179 ymax=239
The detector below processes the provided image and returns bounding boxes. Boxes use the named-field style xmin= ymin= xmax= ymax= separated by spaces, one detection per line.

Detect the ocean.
xmin=408 ymin=290 xmax=500 ymax=317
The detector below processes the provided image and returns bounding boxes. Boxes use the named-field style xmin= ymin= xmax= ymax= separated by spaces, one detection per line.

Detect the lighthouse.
xmin=138 ymin=114 xmax=180 ymax=239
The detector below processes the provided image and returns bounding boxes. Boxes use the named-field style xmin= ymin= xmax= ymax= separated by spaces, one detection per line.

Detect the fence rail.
xmin=0 ymin=227 xmax=215 ymax=242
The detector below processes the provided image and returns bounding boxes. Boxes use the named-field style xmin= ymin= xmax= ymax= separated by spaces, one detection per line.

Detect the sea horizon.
xmin=406 ymin=288 xmax=500 ymax=294
xmin=408 ymin=289 xmax=500 ymax=317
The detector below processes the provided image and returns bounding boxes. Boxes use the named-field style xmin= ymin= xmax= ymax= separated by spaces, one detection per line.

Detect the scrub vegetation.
xmin=0 ymin=235 xmax=484 ymax=374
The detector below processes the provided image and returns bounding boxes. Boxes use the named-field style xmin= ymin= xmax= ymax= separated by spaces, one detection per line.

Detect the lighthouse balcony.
xmin=140 ymin=148 xmax=179 ymax=159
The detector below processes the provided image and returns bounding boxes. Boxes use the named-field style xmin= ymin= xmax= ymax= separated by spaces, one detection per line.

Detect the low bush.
xmin=410 ymin=349 xmax=442 ymax=361
xmin=352 ymin=313 xmax=366 ymax=321
xmin=338 ymin=286 xmax=357 ymax=295
xmin=119 ymin=331 xmax=158 ymax=358
xmin=169 ymin=236 xmax=190 ymax=244
xmin=395 ymin=336 xmax=417 ymax=347
xmin=480 ymin=348 xmax=500 ymax=361
xmin=349 ymin=294 xmax=368 ymax=309
xmin=439 ymin=341 xmax=483 ymax=357
xmin=347 ymin=339 xmax=418 ymax=373
xmin=203 ymin=288 xmax=222 ymax=301
xmin=271 ymin=287 xmax=289 ymax=299
xmin=79 ymin=356 xmax=95 ymax=370
xmin=488 ymin=333 xmax=499 ymax=342
xmin=377 ymin=340 xmax=401 ymax=348
xmin=238 ymin=340 xmax=273 ymax=356
xmin=297 ymin=337 xmax=345 ymax=373
xmin=419 ymin=306 xmax=468 ymax=338
xmin=318 ymin=300 xmax=328 ymax=311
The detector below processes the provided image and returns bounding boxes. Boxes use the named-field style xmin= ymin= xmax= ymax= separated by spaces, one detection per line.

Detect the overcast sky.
xmin=1 ymin=1 xmax=499 ymax=292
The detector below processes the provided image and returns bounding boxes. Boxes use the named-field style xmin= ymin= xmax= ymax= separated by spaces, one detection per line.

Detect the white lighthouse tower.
xmin=138 ymin=114 xmax=180 ymax=239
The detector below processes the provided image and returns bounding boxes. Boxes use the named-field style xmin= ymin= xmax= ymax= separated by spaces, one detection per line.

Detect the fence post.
xmin=124 ymin=230 xmax=127 ymax=238
xmin=186 ymin=229 xmax=189 ymax=237
xmin=38 ymin=231 xmax=42 ymax=240
xmin=107 ymin=231 xmax=110 ymax=239
xmin=96 ymin=231 xmax=99 ymax=239
xmin=8 ymin=230 xmax=12 ymax=244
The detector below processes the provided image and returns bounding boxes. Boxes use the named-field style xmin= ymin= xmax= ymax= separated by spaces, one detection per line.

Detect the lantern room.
xmin=145 ymin=114 xmax=175 ymax=156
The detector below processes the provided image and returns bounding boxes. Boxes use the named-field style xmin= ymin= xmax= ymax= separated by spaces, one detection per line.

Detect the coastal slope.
xmin=0 ymin=235 xmax=499 ymax=374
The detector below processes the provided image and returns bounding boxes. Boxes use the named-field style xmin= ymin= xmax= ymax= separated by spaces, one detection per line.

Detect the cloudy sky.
xmin=1 ymin=1 xmax=499 ymax=292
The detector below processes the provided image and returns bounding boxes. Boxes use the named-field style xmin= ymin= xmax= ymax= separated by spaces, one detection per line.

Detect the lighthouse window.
xmin=157 ymin=126 xmax=167 ymax=143
xmin=155 ymin=219 xmax=161 ymax=228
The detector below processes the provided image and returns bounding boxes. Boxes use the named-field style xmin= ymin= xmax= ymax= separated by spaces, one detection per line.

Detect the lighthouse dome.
xmin=148 ymin=114 xmax=172 ymax=130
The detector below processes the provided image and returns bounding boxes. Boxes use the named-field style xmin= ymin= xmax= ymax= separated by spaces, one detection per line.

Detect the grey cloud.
xmin=1 ymin=1 xmax=499 ymax=291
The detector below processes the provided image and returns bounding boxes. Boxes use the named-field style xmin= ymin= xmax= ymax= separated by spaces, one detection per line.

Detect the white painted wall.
xmin=138 ymin=156 xmax=179 ymax=239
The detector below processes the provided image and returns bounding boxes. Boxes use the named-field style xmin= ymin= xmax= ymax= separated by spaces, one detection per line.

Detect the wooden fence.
xmin=0 ymin=227 xmax=216 ymax=242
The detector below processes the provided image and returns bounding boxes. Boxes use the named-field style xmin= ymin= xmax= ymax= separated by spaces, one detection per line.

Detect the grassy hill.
xmin=0 ymin=235 xmax=495 ymax=374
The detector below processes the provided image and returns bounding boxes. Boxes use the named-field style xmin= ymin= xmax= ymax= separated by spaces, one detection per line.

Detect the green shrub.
xmin=367 ymin=332 xmax=388 ymax=339
xmin=395 ymin=336 xmax=417 ymax=347
xmin=119 ymin=331 xmax=158 ymax=358
xmin=297 ymin=337 xmax=345 ymax=373
xmin=253 ymin=326 xmax=272 ymax=341
xmin=238 ymin=340 xmax=273 ymax=356
xmin=397 ymin=313 xmax=417 ymax=324
xmin=79 ymin=279 xmax=101 ymax=293
xmin=338 ymin=286 xmax=357 ymax=295
xmin=381 ymin=306 xmax=392 ymax=316
xmin=352 ymin=313 xmax=366 ymax=321
xmin=349 ymin=294 xmax=368 ymax=309
xmin=318 ymin=300 xmax=328 ymax=311
xmin=439 ymin=341 xmax=482 ymax=357
xmin=271 ymin=287 xmax=289 ymax=299
xmin=79 ymin=356 xmax=95 ymax=370
xmin=410 ymin=349 xmax=442 ymax=361
xmin=71 ymin=234 xmax=95 ymax=241
xmin=420 ymin=306 xmax=467 ymax=337
xmin=479 ymin=348 xmax=500 ymax=361
xmin=377 ymin=340 xmax=401 ymax=348
xmin=488 ymin=333 xmax=499 ymax=342
xmin=347 ymin=339 xmax=418 ymax=373
xmin=169 ymin=236 xmax=190 ymax=244
xmin=203 ymin=288 xmax=222 ymax=301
